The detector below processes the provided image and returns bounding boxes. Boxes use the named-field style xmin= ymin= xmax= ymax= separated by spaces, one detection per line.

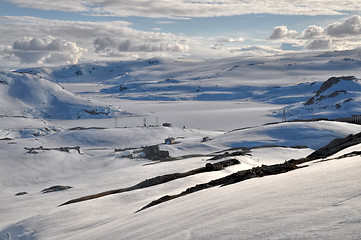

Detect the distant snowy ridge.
xmin=0 ymin=71 xmax=129 ymax=119
xmin=11 ymin=49 xmax=361 ymax=120
xmin=15 ymin=58 xmax=162 ymax=83
xmin=286 ymin=76 xmax=361 ymax=120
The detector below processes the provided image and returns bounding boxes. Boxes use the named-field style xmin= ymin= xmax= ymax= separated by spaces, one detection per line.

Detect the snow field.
xmin=2 ymin=50 xmax=361 ymax=239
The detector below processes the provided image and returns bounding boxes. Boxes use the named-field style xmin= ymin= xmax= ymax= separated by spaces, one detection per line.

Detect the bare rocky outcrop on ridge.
xmin=136 ymin=161 xmax=300 ymax=212
xmin=0 ymin=137 xmax=13 ymax=141
xmin=137 ymin=131 xmax=361 ymax=212
xmin=15 ymin=192 xmax=28 ymax=196
xmin=60 ymin=130 xmax=361 ymax=210
xmin=25 ymin=146 xmax=81 ymax=154
xmin=41 ymin=185 xmax=73 ymax=194
xmin=307 ymin=132 xmax=361 ymax=160
xmin=208 ymin=150 xmax=249 ymax=161
xmin=69 ymin=127 xmax=106 ymax=131
xmin=305 ymin=76 xmax=357 ymax=106
xmin=59 ymin=159 xmax=240 ymax=207
xmin=317 ymin=76 xmax=355 ymax=94
xmin=285 ymin=75 xmax=361 ymax=120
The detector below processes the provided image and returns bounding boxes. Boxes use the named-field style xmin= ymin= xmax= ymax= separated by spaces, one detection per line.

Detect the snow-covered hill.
xmin=287 ymin=76 xmax=361 ymax=119
xmin=15 ymin=58 xmax=162 ymax=83
xmin=0 ymin=71 xmax=129 ymax=119
xmin=14 ymin=49 xmax=361 ymax=121
xmin=1 ymin=121 xmax=361 ymax=239
xmin=1 ymin=50 xmax=361 ymax=239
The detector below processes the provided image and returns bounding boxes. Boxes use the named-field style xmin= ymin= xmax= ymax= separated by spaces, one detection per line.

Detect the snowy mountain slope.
xmin=0 ymin=71 xmax=129 ymax=119
xmin=15 ymin=58 xmax=162 ymax=83
xmin=14 ymin=49 xmax=361 ymax=98
xmin=99 ymin=49 xmax=361 ymax=88
xmin=2 ymin=49 xmax=361 ymax=239
xmin=0 ymin=116 xmax=62 ymax=140
xmin=0 ymin=125 xmax=256 ymax=230
xmin=29 ymin=120 xmax=361 ymax=156
xmin=46 ymin=126 xmax=222 ymax=150
xmin=286 ymin=76 xmax=361 ymax=120
xmin=100 ymin=75 xmax=322 ymax=103
xmin=100 ymin=73 xmax=361 ymax=120
xmin=208 ymin=120 xmax=361 ymax=150
xmin=0 ymin=120 xmax=360 ymax=225
xmin=1 ymin=124 xmax=361 ymax=239
xmin=10 ymin=49 xmax=361 ymax=122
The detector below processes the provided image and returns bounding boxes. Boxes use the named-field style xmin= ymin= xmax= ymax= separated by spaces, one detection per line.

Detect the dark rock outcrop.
xmin=305 ymin=76 xmax=357 ymax=106
xmin=208 ymin=151 xmax=248 ymax=161
xmin=316 ymin=76 xmax=356 ymax=96
xmin=41 ymin=185 xmax=73 ymax=194
xmin=119 ymin=85 xmax=127 ymax=91
xmin=59 ymin=159 xmax=240 ymax=207
xmin=0 ymin=137 xmax=13 ymax=141
xmin=307 ymin=132 xmax=361 ymax=160
xmin=137 ymin=132 xmax=361 ymax=212
xmin=15 ymin=192 xmax=28 ymax=196
xmin=137 ymin=161 xmax=299 ymax=212
xmin=25 ymin=146 xmax=81 ymax=154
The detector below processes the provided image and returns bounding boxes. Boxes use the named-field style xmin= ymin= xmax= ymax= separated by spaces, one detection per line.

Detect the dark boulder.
xmin=15 ymin=192 xmax=28 ymax=196
xmin=41 ymin=185 xmax=73 ymax=194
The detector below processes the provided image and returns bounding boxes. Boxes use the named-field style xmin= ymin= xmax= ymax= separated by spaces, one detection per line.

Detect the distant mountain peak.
xmin=305 ymin=76 xmax=358 ymax=106
xmin=316 ymin=76 xmax=357 ymax=96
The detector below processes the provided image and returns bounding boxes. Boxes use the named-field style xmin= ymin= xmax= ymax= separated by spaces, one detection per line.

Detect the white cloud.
xmin=304 ymin=39 xmax=332 ymax=50
xmin=211 ymin=37 xmax=245 ymax=50
xmin=299 ymin=15 xmax=361 ymax=51
xmin=0 ymin=45 xmax=12 ymax=55
xmin=266 ymin=16 xmax=361 ymax=52
xmin=269 ymin=26 xmax=298 ymax=40
xmin=6 ymin=0 xmax=361 ymax=18
xmin=94 ymin=37 xmax=189 ymax=55
xmin=325 ymin=15 xmax=361 ymax=37
xmin=0 ymin=16 xmax=191 ymax=63
xmin=156 ymin=21 xmax=177 ymax=24
xmin=218 ymin=37 xmax=244 ymax=43
xmin=13 ymin=36 xmax=76 ymax=52
xmin=301 ymin=25 xmax=325 ymax=39
xmin=230 ymin=45 xmax=287 ymax=56
xmin=11 ymin=36 xmax=87 ymax=64
xmin=0 ymin=16 xmax=131 ymax=39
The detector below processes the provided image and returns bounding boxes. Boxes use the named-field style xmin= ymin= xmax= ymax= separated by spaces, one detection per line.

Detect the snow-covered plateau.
xmin=1 ymin=50 xmax=361 ymax=239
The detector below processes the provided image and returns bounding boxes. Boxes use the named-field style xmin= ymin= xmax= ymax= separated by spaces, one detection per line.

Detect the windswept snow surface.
xmin=1 ymin=123 xmax=360 ymax=239
xmin=1 ymin=50 xmax=361 ymax=239
xmin=1 ymin=119 xmax=361 ymax=239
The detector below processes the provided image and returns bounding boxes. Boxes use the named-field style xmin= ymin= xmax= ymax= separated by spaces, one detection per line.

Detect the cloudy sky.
xmin=1 ymin=0 xmax=361 ymax=69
